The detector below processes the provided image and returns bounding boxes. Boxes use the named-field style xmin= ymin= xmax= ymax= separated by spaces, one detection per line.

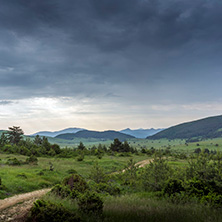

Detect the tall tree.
xmin=7 ymin=126 xmax=24 ymax=145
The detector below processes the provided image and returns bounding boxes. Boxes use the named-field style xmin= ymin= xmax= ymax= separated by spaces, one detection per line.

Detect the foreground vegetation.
xmin=1 ymin=126 xmax=222 ymax=221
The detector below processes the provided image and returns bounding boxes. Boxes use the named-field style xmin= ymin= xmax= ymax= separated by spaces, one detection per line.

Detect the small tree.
xmin=77 ymin=142 xmax=86 ymax=151
xmin=7 ymin=126 xmax=24 ymax=145
xmin=34 ymin=135 xmax=42 ymax=146
xmin=0 ymin=133 xmax=8 ymax=147
xmin=110 ymin=138 xmax=122 ymax=152
xmin=142 ymin=152 xmax=171 ymax=191
xmin=89 ymin=162 xmax=107 ymax=184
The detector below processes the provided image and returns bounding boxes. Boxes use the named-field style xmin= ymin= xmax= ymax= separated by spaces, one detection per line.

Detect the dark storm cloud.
xmin=0 ymin=0 xmax=222 ymax=102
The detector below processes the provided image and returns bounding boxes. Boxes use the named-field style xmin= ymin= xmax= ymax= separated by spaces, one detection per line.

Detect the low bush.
xmin=78 ymin=191 xmax=103 ymax=216
xmin=6 ymin=157 xmax=21 ymax=165
xmin=28 ymin=199 xmax=81 ymax=222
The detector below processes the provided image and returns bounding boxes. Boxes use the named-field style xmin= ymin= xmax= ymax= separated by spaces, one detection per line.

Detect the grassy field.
xmin=41 ymin=193 xmax=222 ymax=222
xmin=46 ymin=136 xmax=222 ymax=153
xmin=0 ymin=153 xmax=150 ymax=198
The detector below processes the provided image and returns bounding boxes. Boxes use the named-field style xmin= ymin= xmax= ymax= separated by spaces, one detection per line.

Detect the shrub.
xmin=201 ymin=192 xmax=222 ymax=208
xmin=89 ymin=162 xmax=108 ymax=184
xmin=51 ymin=184 xmax=72 ymax=198
xmin=163 ymin=179 xmax=185 ymax=196
xmin=6 ymin=157 xmax=21 ymax=165
xmin=26 ymin=155 xmax=38 ymax=165
xmin=93 ymin=182 xmax=121 ymax=196
xmin=28 ymin=199 xmax=81 ymax=222
xmin=62 ymin=174 xmax=88 ymax=193
xmin=78 ymin=191 xmax=103 ymax=216
xmin=142 ymin=153 xmax=172 ymax=191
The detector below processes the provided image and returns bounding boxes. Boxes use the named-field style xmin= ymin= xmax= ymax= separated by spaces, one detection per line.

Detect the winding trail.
xmin=0 ymin=158 xmax=153 ymax=221
xmin=0 ymin=188 xmax=50 ymax=221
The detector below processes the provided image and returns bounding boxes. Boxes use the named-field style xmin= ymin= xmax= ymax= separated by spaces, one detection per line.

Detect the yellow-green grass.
xmin=0 ymin=153 xmax=150 ymax=198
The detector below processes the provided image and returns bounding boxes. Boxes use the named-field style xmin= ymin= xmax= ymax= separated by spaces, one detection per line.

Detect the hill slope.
xmin=120 ymin=128 xmax=164 ymax=138
xmin=56 ymin=130 xmax=135 ymax=141
xmin=148 ymin=115 xmax=222 ymax=140
xmin=31 ymin=128 xmax=84 ymax=137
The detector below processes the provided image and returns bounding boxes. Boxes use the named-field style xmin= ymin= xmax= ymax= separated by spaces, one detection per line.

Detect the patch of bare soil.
xmin=0 ymin=189 xmax=50 ymax=222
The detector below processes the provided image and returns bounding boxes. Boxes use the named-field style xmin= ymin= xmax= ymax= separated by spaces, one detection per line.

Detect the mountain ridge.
xmin=148 ymin=115 xmax=222 ymax=140
xmin=55 ymin=130 xmax=135 ymax=141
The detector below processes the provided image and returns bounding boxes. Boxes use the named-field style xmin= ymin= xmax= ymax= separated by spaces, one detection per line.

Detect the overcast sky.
xmin=0 ymin=0 xmax=222 ymax=134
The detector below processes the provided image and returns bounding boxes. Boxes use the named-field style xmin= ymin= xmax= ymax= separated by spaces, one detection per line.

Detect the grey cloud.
xmin=0 ymin=0 xmax=222 ymax=103
xmin=0 ymin=100 xmax=13 ymax=105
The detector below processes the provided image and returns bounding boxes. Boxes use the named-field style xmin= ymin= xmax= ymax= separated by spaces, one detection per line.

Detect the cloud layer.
xmin=0 ymin=0 xmax=222 ymax=132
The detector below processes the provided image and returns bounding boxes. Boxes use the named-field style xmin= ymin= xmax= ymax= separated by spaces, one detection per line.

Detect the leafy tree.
xmin=122 ymin=141 xmax=131 ymax=152
xmin=89 ymin=162 xmax=107 ymax=184
xmin=42 ymin=136 xmax=51 ymax=152
xmin=0 ymin=133 xmax=8 ymax=147
xmin=110 ymin=138 xmax=122 ymax=152
xmin=77 ymin=142 xmax=86 ymax=151
xmin=7 ymin=126 xmax=24 ymax=145
xmin=34 ymin=135 xmax=42 ymax=146
xmin=142 ymin=153 xmax=172 ymax=191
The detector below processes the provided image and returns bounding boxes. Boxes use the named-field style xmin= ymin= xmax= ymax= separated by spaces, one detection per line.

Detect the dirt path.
xmin=135 ymin=158 xmax=153 ymax=168
xmin=112 ymin=158 xmax=153 ymax=174
xmin=0 ymin=188 xmax=50 ymax=222
xmin=0 ymin=158 xmax=153 ymax=221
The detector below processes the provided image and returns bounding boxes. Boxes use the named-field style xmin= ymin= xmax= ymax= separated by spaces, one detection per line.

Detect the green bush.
xmin=93 ymin=182 xmax=121 ymax=196
xmin=201 ymin=192 xmax=222 ymax=208
xmin=51 ymin=184 xmax=72 ymax=198
xmin=28 ymin=199 xmax=81 ymax=222
xmin=26 ymin=155 xmax=38 ymax=165
xmin=163 ymin=179 xmax=185 ymax=196
xmin=62 ymin=174 xmax=88 ymax=193
xmin=78 ymin=191 xmax=103 ymax=216
xmin=6 ymin=157 xmax=21 ymax=165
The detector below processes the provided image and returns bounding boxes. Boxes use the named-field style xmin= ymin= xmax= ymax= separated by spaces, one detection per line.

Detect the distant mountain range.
xmin=120 ymin=128 xmax=164 ymax=138
xmin=31 ymin=128 xmax=163 ymax=139
xmin=55 ymin=130 xmax=135 ymax=141
xmin=31 ymin=128 xmax=84 ymax=137
xmin=148 ymin=115 xmax=222 ymax=140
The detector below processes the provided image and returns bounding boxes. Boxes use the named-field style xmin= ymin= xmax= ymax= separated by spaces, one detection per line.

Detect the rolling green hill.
xmin=55 ymin=130 xmax=135 ymax=141
xmin=148 ymin=115 xmax=222 ymax=140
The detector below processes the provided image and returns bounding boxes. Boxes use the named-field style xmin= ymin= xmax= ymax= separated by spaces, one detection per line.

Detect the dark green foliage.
xmin=93 ymin=182 xmax=121 ymax=196
xmin=122 ymin=158 xmax=138 ymax=186
xmin=0 ymin=177 xmax=6 ymax=190
xmin=110 ymin=139 xmax=133 ymax=152
xmin=201 ymin=193 xmax=222 ymax=208
xmin=56 ymin=130 xmax=135 ymax=140
xmin=51 ymin=144 xmax=61 ymax=154
xmin=6 ymin=157 xmax=21 ymax=165
xmin=148 ymin=115 xmax=222 ymax=139
xmin=34 ymin=135 xmax=42 ymax=146
xmin=77 ymin=152 xmax=84 ymax=161
xmin=163 ymin=179 xmax=185 ymax=196
xmin=50 ymin=184 xmax=72 ymax=198
xmin=6 ymin=126 xmax=24 ymax=145
xmin=78 ymin=191 xmax=103 ymax=216
xmin=26 ymin=155 xmax=38 ymax=165
xmin=142 ymin=153 xmax=172 ymax=191
xmin=62 ymin=174 xmax=88 ymax=193
xmin=28 ymin=199 xmax=81 ymax=222
xmin=89 ymin=162 xmax=108 ymax=184
xmin=77 ymin=142 xmax=86 ymax=151
xmin=0 ymin=133 xmax=8 ymax=147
